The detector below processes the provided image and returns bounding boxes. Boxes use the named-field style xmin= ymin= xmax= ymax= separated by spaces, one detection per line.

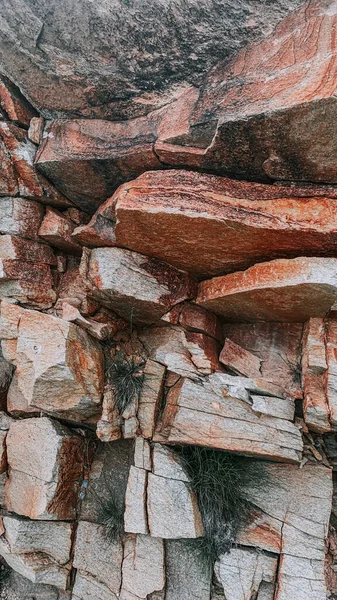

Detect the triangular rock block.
xmin=197 ymin=257 xmax=337 ymax=322
xmin=73 ymin=170 xmax=337 ymax=278
xmin=84 ymin=247 xmax=197 ymax=325
xmin=154 ymin=372 xmax=303 ymax=463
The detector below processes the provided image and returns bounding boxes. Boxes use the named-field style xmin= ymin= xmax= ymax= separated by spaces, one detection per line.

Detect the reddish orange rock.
xmin=38 ymin=206 xmax=82 ymax=255
xmin=36 ymin=116 xmax=162 ymax=212
xmin=197 ymin=257 xmax=337 ymax=323
xmin=0 ymin=121 xmax=73 ymax=207
xmin=73 ymin=170 xmax=337 ymax=278
xmin=220 ymin=338 xmax=262 ymax=379
xmin=0 ymin=75 xmax=37 ymax=127
xmin=190 ymin=1 xmax=337 ymax=183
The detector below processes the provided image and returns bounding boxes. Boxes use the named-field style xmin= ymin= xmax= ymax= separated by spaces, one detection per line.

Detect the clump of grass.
xmin=176 ymin=446 xmax=269 ymax=564
xmin=104 ymin=350 xmax=145 ymax=414
xmin=99 ymin=496 xmax=124 ymax=541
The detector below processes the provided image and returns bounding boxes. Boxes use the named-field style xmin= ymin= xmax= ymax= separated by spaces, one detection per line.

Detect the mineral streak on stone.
xmin=197 ymin=257 xmax=337 ymax=322
xmin=73 ymin=170 xmax=337 ymax=278
xmin=154 ymin=372 xmax=303 ymax=462
xmin=85 ymin=247 xmax=198 ymax=325
xmin=0 ymin=301 xmax=104 ymax=419
xmin=5 ymin=417 xmax=84 ymax=520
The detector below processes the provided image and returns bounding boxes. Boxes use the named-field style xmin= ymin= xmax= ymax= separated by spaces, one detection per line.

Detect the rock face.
xmin=197 ymin=257 xmax=337 ymax=322
xmin=84 ymin=247 xmax=197 ymax=325
xmin=0 ymin=302 xmax=104 ymax=419
xmin=0 ymin=0 xmax=304 ymax=120
xmin=2 ymin=3 xmax=337 ymax=599
xmin=72 ymin=170 xmax=337 ymax=275
xmin=155 ymin=372 xmax=302 ymax=462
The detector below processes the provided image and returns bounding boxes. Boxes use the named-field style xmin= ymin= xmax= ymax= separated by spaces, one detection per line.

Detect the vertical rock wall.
xmin=1 ymin=2 xmax=337 ymax=599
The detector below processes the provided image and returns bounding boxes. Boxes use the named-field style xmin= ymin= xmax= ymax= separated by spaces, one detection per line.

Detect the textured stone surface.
xmin=0 ymin=1 xmax=304 ymax=120
xmin=214 ymin=548 xmax=277 ymax=600
xmin=5 ymin=417 xmax=83 ymax=519
xmin=147 ymin=472 xmax=203 ymax=539
xmin=38 ymin=206 xmax=82 ymax=255
xmin=220 ymin=338 xmax=262 ymax=379
xmin=85 ymin=247 xmax=197 ymax=325
xmin=302 ymin=318 xmax=331 ymax=432
xmin=155 ymin=372 xmax=303 ymax=462
xmin=0 ymin=517 xmax=72 ymax=589
xmin=0 ymin=302 xmax=103 ymax=419
xmin=137 ymin=360 xmax=166 ymax=439
xmin=121 ymin=534 xmax=165 ymax=599
xmin=73 ymin=170 xmax=337 ymax=278
xmin=197 ymin=257 xmax=337 ymax=322
xmin=0 ymin=75 xmax=37 ymax=126
xmin=165 ymin=539 xmax=211 ymax=600
xmin=223 ymin=322 xmax=303 ymax=401
xmin=139 ymin=326 xmax=221 ymax=380
xmin=124 ymin=466 xmax=148 ymax=535
xmin=73 ymin=521 xmax=122 ymax=596
xmin=0 ymin=197 xmax=44 ymax=239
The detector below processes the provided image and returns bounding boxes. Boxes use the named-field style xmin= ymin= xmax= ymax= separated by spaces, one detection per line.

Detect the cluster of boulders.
xmin=1 ymin=2 xmax=337 ymax=599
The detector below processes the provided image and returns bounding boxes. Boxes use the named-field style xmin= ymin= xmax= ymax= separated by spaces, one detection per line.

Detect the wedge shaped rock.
xmin=197 ymin=257 xmax=337 ymax=322
xmin=0 ymin=517 xmax=72 ymax=590
xmin=0 ymin=302 xmax=103 ymax=419
xmin=85 ymin=247 xmax=197 ymax=325
xmin=73 ymin=170 xmax=337 ymax=278
xmin=154 ymin=372 xmax=303 ymax=462
xmin=5 ymin=417 xmax=83 ymax=519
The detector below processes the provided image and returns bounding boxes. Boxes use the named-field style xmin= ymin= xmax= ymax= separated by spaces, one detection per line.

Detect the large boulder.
xmin=0 ymin=1 xmax=304 ymax=120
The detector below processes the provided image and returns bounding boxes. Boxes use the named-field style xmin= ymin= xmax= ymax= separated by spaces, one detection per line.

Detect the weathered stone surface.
xmin=0 ymin=345 xmax=13 ymax=408
xmin=147 ymin=472 xmax=203 ymax=538
xmin=155 ymin=372 xmax=303 ymax=462
xmin=28 ymin=116 xmax=44 ymax=145
xmin=0 ymin=234 xmax=56 ymax=265
xmin=214 ymin=548 xmax=277 ymax=600
xmin=0 ymin=197 xmax=44 ymax=239
xmin=302 ymin=318 xmax=331 ymax=432
xmin=121 ymin=534 xmax=165 ymax=599
xmin=137 ymin=360 xmax=166 ymax=439
xmin=191 ymin=0 xmax=337 ymax=184
xmin=0 ymin=0 xmax=303 ymax=120
xmin=325 ymin=318 xmax=337 ymax=431
xmin=245 ymin=463 xmax=332 ymax=600
xmin=36 ymin=117 xmax=162 ymax=211
xmin=134 ymin=438 xmax=151 ymax=471
xmin=0 ymin=257 xmax=56 ymax=309
xmin=61 ymin=302 xmax=115 ymax=341
xmin=165 ymin=539 xmax=211 ymax=600
xmin=0 ymin=411 xmax=12 ymax=473
xmin=80 ymin=440 xmax=133 ymax=524
xmin=139 ymin=326 xmax=221 ymax=380
xmin=72 ymin=572 xmax=117 ymax=600
xmin=74 ymin=170 xmax=337 ymax=278
xmin=73 ymin=521 xmax=122 ymax=596
xmin=197 ymin=257 xmax=337 ymax=322
xmin=96 ymin=389 xmax=122 ymax=443
xmin=5 ymin=416 xmax=83 ymax=519
xmin=0 ymin=302 xmax=103 ymax=419
xmin=152 ymin=444 xmax=188 ymax=482
xmin=84 ymin=247 xmax=197 ymax=325
xmin=124 ymin=466 xmax=148 ymax=535
xmin=0 ymin=75 xmax=36 ymax=126
xmin=163 ymin=302 xmax=223 ymax=342
xmin=0 ymin=121 xmax=72 ymax=207
xmin=223 ymin=322 xmax=303 ymax=401
xmin=0 ymin=569 xmax=69 ymax=600
xmin=38 ymin=207 xmax=82 ymax=255
xmin=220 ymin=338 xmax=262 ymax=379
xmin=0 ymin=517 xmax=72 ymax=589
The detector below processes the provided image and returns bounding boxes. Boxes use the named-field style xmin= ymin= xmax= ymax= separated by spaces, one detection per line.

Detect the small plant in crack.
xmin=99 ymin=496 xmax=125 ymax=541
xmin=176 ymin=445 xmax=270 ymax=565
xmin=104 ymin=349 xmax=145 ymax=414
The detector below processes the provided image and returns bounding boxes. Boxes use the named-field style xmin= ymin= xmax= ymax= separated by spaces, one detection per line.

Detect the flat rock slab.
xmin=73 ymin=170 xmax=337 ymax=278
xmin=154 ymin=372 xmax=303 ymax=462
xmin=197 ymin=257 xmax=337 ymax=322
